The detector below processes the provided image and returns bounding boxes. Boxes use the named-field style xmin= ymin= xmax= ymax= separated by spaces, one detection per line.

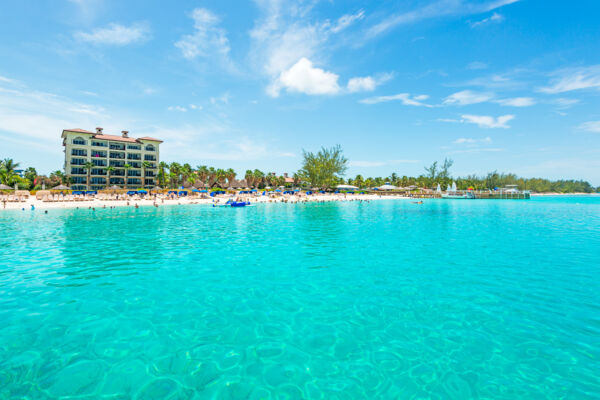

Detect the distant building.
xmin=62 ymin=127 xmax=163 ymax=191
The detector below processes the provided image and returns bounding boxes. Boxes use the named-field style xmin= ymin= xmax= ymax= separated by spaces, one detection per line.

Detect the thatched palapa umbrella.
xmin=52 ymin=184 xmax=71 ymax=190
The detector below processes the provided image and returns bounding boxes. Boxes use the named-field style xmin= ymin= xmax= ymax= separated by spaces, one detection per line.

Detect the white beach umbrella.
xmin=376 ymin=184 xmax=398 ymax=190
xmin=336 ymin=184 xmax=358 ymax=190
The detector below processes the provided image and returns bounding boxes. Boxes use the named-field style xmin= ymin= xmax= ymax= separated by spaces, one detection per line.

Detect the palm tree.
xmin=181 ymin=163 xmax=192 ymax=187
xmin=226 ymin=168 xmax=236 ymax=186
xmin=142 ymin=161 xmax=152 ymax=189
xmin=0 ymin=158 xmax=20 ymax=186
xmin=215 ymin=168 xmax=227 ymax=188
xmin=84 ymin=161 xmax=94 ymax=190
xmin=245 ymin=170 xmax=254 ymax=188
xmin=123 ymin=163 xmax=131 ymax=189
xmin=253 ymin=169 xmax=265 ymax=188
xmin=106 ymin=166 xmax=115 ymax=187
xmin=1 ymin=158 xmax=20 ymax=174
xmin=196 ymin=165 xmax=209 ymax=187
xmin=207 ymin=167 xmax=217 ymax=188
xmin=158 ymin=162 xmax=168 ymax=187
xmin=169 ymin=162 xmax=182 ymax=188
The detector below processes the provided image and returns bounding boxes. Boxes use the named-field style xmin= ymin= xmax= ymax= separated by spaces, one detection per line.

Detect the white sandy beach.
xmin=0 ymin=193 xmax=412 ymax=211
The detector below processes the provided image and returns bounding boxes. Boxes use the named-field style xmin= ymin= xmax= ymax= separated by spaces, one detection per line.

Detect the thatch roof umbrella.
xmin=0 ymin=183 xmax=13 ymax=190
xmin=52 ymin=184 xmax=71 ymax=190
xmin=108 ymin=185 xmax=120 ymax=190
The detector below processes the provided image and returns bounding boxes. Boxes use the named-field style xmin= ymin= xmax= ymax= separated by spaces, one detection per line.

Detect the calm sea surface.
xmin=0 ymin=197 xmax=599 ymax=399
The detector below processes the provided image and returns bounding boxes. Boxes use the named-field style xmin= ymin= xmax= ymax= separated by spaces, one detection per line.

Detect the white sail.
xmin=436 ymin=184 xmax=441 ymax=193
xmin=451 ymin=181 xmax=457 ymax=192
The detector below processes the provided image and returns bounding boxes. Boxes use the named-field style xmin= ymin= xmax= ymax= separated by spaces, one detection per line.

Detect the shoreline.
xmin=0 ymin=193 xmax=410 ymax=212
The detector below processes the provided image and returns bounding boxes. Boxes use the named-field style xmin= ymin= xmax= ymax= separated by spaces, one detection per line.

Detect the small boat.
xmin=230 ymin=201 xmax=248 ymax=207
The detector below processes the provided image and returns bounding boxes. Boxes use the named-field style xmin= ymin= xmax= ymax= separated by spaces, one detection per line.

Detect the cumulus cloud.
xmin=175 ymin=8 xmax=230 ymax=62
xmin=539 ymin=65 xmax=600 ymax=94
xmin=347 ymin=73 xmax=392 ymax=93
xmin=461 ymin=114 xmax=515 ymax=129
xmin=496 ymin=97 xmax=535 ymax=107
xmin=268 ymin=58 xmax=340 ymax=97
xmin=167 ymin=106 xmax=187 ymax=112
xmin=74 ymin=23 xmax=149 ymax=45
xmin=444 ymin=90 xmax=494 ymax=105
xmin=359 ymin=93 xmax=431 ymax=106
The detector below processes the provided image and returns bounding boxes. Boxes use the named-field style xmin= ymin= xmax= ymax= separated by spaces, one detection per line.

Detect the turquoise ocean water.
xmin=0 ymin=196 xmax=599 ymax=399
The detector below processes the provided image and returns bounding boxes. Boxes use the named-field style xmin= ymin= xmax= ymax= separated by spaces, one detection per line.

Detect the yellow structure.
xmin=62 ymin=127 xmax=162 ymax=191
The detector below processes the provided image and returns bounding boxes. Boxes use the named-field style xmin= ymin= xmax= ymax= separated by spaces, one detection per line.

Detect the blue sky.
xmin=1 ymin=0 xmax=599 ymax=184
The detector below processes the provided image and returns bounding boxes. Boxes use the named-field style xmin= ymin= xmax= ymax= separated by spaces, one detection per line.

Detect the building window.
xmin=144 ymin=155 xmax=156 ymax=161
xmin=72 ymin=137 xmax=86 ymax=145
xmin=72 ymin=149 xmax=87 ymax=156
xmin=129 ymin=162 xmax=141 ymax=168
xmin=91 ymin=168 xmax=106 ymax=175
xmin=110 ymin=143 xmax=125 ymax=150
xmin=112 ymin=169 xmax=125 ymax=176
xmin=128 ymin=170 xmax=141 ymax=177
xmin=127 ymin=144 xmax=141 ymax=150
xmin=71 ymin=177 xmax=86 ymax=184
xmin=145 ymin=145 xmax=155 ymax=151
xmin=146 ymin=171 xmax=155 ymax=177
xmin=91 ymin=141 xmax=107 ymax=147
xmin=92 ymin=159 xmax=107 ymax=166
xmin=71 ymin=158 xmax=86 ymax=165
xmin=71 ymin=167 xmax=85 ymax=175
xmin=145 ymin=178 xmax=155 ymax=185
xmin=110 ymin=152 xmax=125 ymax=159
xmin=110 ymin=178 xmax=124 ymax=185
xmin=127 ymin=178 xmax=141 ymax=185
xmin=110 ymin=160 xmax=124 ymax=167
xmin=91 ymin=151 xmax=107 ymax=158
xmin=91 ymin=185 xmax=105 ymax=190
xmin=127 ymin=153 xmax=141 ymax=160
xmin=72 ymin=185 xmax=86 ymax=190
xmin=91 ymin=177 xmax=106 ymax=184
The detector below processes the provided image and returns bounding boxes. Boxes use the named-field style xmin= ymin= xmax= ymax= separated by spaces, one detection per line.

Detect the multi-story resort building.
xmin=62 ymin=127 xmax=162 ymax=191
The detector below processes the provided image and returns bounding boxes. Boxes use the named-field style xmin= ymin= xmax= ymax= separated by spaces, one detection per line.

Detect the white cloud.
xmin=269 ymin=57 xmax=341 ymax=97
xmin=454 ymin=137 xmax=492 ymax=144
xmin=366 ymin=0 xmax=520 ymax=39
xmin=189 ymin=104 xmax=202 ymax=110
xmin=467 ymin=61 xmax=488 ymax=70
xmin=579 ymin=121 xmax=600 ymax=133
xmin=461 ymin=114 xmax=515 ymax=129
xmin=444 ymin=90 xmax=494 ymax=105
xmin=74 ymin=23 xmax=149 ymax=45
xmin=329 ymin=10 xmax=365 ymax=33
xmin=470 ymin=12 xmax=503 ymax=27
xmin=496 ymin=97 xmax=535 ymax=107
xmin=539 ymin=65 xmax=600 ymax=94
xmin=210 ymin=92 xmax=231 ymax=105
xmin=347 ymin=73 xmax=392 ymax=93
xmin=250 ymin=2 xmax=378 ymax=97
xmin=167 ymin=106 xmax=187 ymax=112
xmin=553 ymin=98 xmax=579 ymax=108
xmin=175 ymin=8 xmax=230 ymax=62
xmin=360 ymin=93 xmax=431 ymax=106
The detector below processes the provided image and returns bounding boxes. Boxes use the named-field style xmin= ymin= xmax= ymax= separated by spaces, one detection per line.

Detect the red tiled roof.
xmin=138 ymin=136 xmax=163 ymax=143
xmin=284 ymin=177 xmax=295 ymax=183
xmin=93 ymin=134 xmax=139 ymax=143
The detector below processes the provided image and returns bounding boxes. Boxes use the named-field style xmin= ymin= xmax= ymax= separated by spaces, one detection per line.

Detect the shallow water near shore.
xmin=1 ymin=197 xmax=599 ymax=399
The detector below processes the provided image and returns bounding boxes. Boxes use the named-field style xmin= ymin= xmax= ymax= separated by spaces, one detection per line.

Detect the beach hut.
xmin=336 ymin=184 xmax=358 ymax=190
xmin=376 ymin=184 xmax=398 ymax=191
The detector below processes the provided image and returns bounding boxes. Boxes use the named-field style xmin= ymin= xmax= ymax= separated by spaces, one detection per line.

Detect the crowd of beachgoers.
xmin=0 ymin=191 xmax=411 ymax=211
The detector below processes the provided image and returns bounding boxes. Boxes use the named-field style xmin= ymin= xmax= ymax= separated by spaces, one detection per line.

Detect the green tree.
xmin=158 ymin=162 xmax=168 ymax=187
xmin=124 ymin=163 xmax=132 ymax=189
xmin=84 ymin=161 xmax=94 ymax=190
xmin=106 ymin=166 xmax=115 ymax=187
xmin=142 ymin=161 xmax=152 ymax=189
xmin=298 ymin=145 xmax=348 ymax=189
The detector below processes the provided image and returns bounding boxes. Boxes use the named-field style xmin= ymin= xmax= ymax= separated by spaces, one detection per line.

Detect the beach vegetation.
xmin=298 ymin=145 xmax=348 ymax=189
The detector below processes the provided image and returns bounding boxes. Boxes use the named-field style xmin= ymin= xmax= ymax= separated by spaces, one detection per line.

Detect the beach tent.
xmin=127 ymin=191 xmax=137 ymax=195
xmin=336 ymin=184 xmax=358 ymax=190
xmin=178 ymin=191 xmax=188 ymax=196
xmin=306 ymin=191 xmax=313 ymax=195
xmin=199 ymin=190 xmax=208 ymax=193
xmin=72 ymin=191 xmax=85 ymax=195
xmin=137 ymin=190 xmax=147 ymax=194
xmin=275 ymin=189 xmax=282 ymax=192
xmin=85 ymin=191 xmax=97 ymax=195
